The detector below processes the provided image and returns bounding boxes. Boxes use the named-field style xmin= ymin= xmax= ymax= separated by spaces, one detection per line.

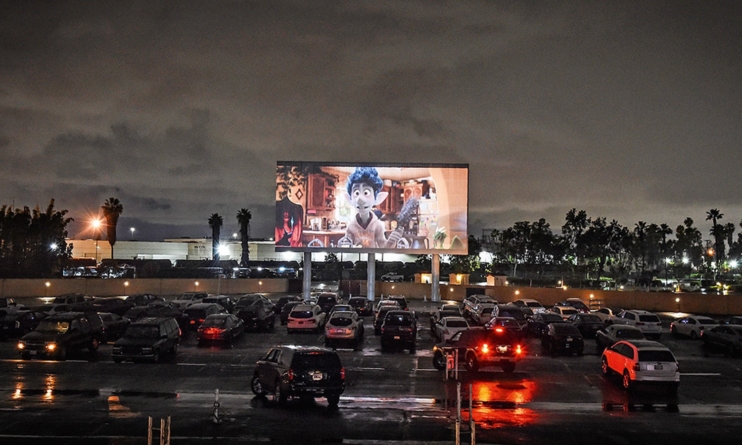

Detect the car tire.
xmin=601 ymin=357 xmax=611 ymax=376
xmin=251 ymin=375 xmax=265 ymax=396
xmin=275 ymin=381 xmax=287 ymax=405
xmin=465 ymin=355 xmax=479 ymax=373
xmin=622 ymin=370 xmax=633 ymax=391
xmin=502 ymin=362 xmax=516 ymax=374
xmin=409 ymin=344 xmax=416 ymax=354
xmin=690 ymin=330 xmax=698 ymax=340
xmin=433 ymin=352 xmax=446 ymax=371
xmin=326 ymin=394 xmax=340 ymax=408
xmin=113 ymin=358 xmax=122 ymax=364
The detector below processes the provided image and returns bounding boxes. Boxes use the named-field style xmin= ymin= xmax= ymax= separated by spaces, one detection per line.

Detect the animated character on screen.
xmin=342 ymin=167 xmax=418 ymax=248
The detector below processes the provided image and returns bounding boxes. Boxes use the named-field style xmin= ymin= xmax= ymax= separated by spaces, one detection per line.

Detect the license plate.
xmin=653 ymin=364 xmax=663 ymax=370
xmin=394 ymin=336 xmax=400 ymax=340
xmin=29 ymin=350 xmax=36 ymax=355
xmin=312 ymin=372 xmax=323 ymax=381
xmin=497 ymin=346 xmax=508 ymax=353
xmin=566 ymin=337 xmax=573 ymax=342
xmin=298 ymin=321 xmax=304 ymax=325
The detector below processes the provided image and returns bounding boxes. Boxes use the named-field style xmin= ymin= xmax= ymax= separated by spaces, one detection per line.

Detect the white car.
xmin=470 ymin=303 xmax=495 ymax=326
xmin=324 ymin=310 xmax=364 ymax=349
xmin=551 ymin=305 xmax=579 ymax=320
xmin=601 ymin=340 xmax=679 ymax=393
xmin=462 ymin=294 xmax=497 ymax=317
xmin=172 ymin=292 xmax=207 ymax=309
xmin=433 ymin=316 xmax=469 ymax=342
xmin=591 ymin=307 xmax=618 ymax=323
xmin=670 ymin=315 xmax=718 ymax=340
xmin=608 ymin=310 xmax=663 ymax=340
xmin=380 ymin=272 xmax=404 ymax=282
xmin=512 ymin=299 xmax=547 ymax=314
xmin=287 ymin=303 xmax=327 ymax=333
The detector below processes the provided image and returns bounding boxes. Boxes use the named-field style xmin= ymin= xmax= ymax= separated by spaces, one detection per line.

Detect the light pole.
xmin=130 ymin=227 xmax=135 ymax=240
xmin=91 ymin=218 xmax=102 ymax=264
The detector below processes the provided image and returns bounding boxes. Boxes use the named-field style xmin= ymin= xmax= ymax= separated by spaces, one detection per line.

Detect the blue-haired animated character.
xmin=342 ymin=167 xmax=418 ymax=248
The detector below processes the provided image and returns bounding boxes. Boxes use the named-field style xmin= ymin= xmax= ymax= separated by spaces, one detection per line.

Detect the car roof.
xmin=292 ymin=303 xmax=316 ymax=310
xmin=131 ymin=317 xmax=175 ymax=325
xmin=620 ymin=339 xmax=670 ymax=350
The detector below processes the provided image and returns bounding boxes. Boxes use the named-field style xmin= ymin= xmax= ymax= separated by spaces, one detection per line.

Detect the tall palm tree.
xmin=101 ymin=197 xmax=123 ymax=259
xmin=208 ymin=213 xmax=223 ymax=261
xmin=706 ymin=209 xmax=724 ymax=274
xmin=236 ymin=208 xmax=252 ymax=266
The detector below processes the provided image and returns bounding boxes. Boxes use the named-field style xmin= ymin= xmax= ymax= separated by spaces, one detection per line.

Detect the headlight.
xmin=46 ymin=343 xmax=57 ymax=352
xmin=112 ymin=346 xmax=122 ymax=353
xmin=17 ymin=341 xmax=25 ymax=350
xmin=142 ymin=347 xmax=153 ymax=354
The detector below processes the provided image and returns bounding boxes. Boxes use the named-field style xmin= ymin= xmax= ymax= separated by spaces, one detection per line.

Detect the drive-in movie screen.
xmin=275 ymin=162 xmax=469 ymax=254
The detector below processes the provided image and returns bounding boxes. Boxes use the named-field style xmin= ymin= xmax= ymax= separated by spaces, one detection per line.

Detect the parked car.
xmin=324 ymin=311 xmax=365 ymax=349
xmin=316 ymin=293 xmax=341 ymax=314
xmin=98 ymin=312 xmax=131 ymax=342
xmin=484 ymin=316 xmax=525 ymax=340
xmin=197 ymin=314 xmax=245 ymax=344
xmin=0 ymin=297 xmax=25 ymax=312
xmin=470 ymin=303 xmax=495 ymax=326
xmin=234 ymin=299 xmax=276 ymax=331
xmin=592 ymin=307 xmax=620 ymax=324
xmin=236 ymin=294 xmax=275 ymax=314
xmin=493 ymin=303 xmax=528 ymax=330
xmin=373 ymin=300 xmax=401 ymax=335
xmin=171 ymin=292 xmax=208 ymax=309
xmin=385 ymin=295 xmax=409 ymax=311
xmin=280 ymin=301 xmax=303 ymax=325
xmin=432 ymin=316 xmax=469 ymax=342
xmin=112 ymin=317 xmax=180 ymax=363
xmin=567 ymin=313 xmax=605 ymax=338
xmin=287 ymin=303 xmax=327 ymax=333
xmin=348 ymin=297 xmax=373 ymax=316
xmin=18 ymin=312 xmax=104 ymax=360
xmin=432 ymin=327 xmax=489 ymax=371
xmin=463 ymin=326 xmax=523 ymax=373
xmin=609 ymin=310 xmax=663 ymax=340
xmin=527 ymin=312 xmax=568 ymax=338
xmin=721 ymin=316 xmax=742 ymax=326
xmin=551 ymin=305 xmax=579 ymax=320
xmin=430 ymin=302 xmax=463 ymax=329
xmin=51 ymin=293 xmax=92 ymax=306
xmin=202 ymin=295 xmax=237 ymax=313
xmin=71 ymin=297 xmax=134 ymax=317
xmin=273 ymin=295 xmax=303 ymax=315
xmin=601 ymin=340 xmax=679 ymax=393
xmin=184 ymin=303 xmax=227 ymax=330
xmin=701 ymin=325 xmax=742 ymax=356
xmin=512 ymin=298 xmax=547 ymax=315
xmin=0 ymin=310 xmax=48 ymax=338
xmin=595 ymin=325 xmax=646 ymax=350
xmin=542 ymin=323 xmax=584 ymax=356
xmin=380 ymin=272 xmax=404 ymax=282
xmin=28 ymin=303 xmax=71 ymax=315
xmin=250 ymin=345 xmax=345 ymax=408
xmin=123 ymin=302 xmax=189 ymax=329
xmin=462 ymin=294 xmax=497 ymax=318
xmin=328 ymin=304 xmax=354 ymax=316
xmin=125 ymin=293 xmax=166 ymax=307
xmin=670 ymin=315 xmax=718 ymax=339
xmin=380 ymin=310 xmax=418 ymax=352
xmin=558 ymin=298 xmax=591 ymax=313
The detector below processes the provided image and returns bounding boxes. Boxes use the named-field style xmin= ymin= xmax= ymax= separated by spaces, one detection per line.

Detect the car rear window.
xmin=527 ymin=302 xmax=543 ymax=308
xmin=552 ymin=324 xmax=580 ymax=335
xmin=482 ymin=307 xmax=493 ymax=315
xmin=639 ymin=315 xmax=660 ymax=323
xmin=448 ymin=320 xmax=468 ymax=328
xmin=293 ymin=352 xmax=341 ymax=370
xmin=617 ymin=329 xmax=644 ymax=339
xmin=581 ymin=315 xmax=602 ymax=323
xmin=202 ymin=318 xmax=226 ymax=327
xmin=543 ymin=313 xmax=564 ymax=322
xmin=697 ymin=318 xmax=717 ymax=325
xmin=638 ymin=350 xmax=675 ymax=362
xmin=330 ymin=316 xmax=353 ymax=327
xmin=385 ymin=313 xmax=413 ymax=326
xmin=498 ymin=309 xmax=525 ymax=320
xmin=290 ymin=310 xmax=313 ymax=319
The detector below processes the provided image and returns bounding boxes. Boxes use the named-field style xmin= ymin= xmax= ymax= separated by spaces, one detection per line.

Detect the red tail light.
xmin=288 ymin=369 xmax=294 ymax=381
xmin=516 ymin=344 xmax=523 ymax=355
xmin=495 ymin=327 xmax=503 ymax=333
xmin=633 ymin=363 xmax=640 ymax=371
xmin=481 ymin=343 xmax=489 ymax=354
xmin=340 ymin=367 xmax=345 ymax=380
xmin=636 ymin=322 xmax=645 ymax=326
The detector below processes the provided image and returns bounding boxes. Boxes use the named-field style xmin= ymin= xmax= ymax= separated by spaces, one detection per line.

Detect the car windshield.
xmin=639 ymin=315 xmax=660 ymax=323
xmin=527 ymin=302 xmax=543 ymax=308
xmin=481 ymin=307 xmax=493 ymax=314
xmin=499 ymin=309 xmax=525 ymax=320
xmin=35 ymin=320 xmax=69 ymax=333
xmin=447 ymin=320 xmax=468 ymax=328
xmin=552 ymin=324 xmax=580 ymax=335
xmin=562 ymin=308 xmax=578 ymax=315
xmin=330 ymin=316 xmax=353 ymax=327
xmin=318 ymin=296 xmax=336 ymax=304
xmin=125 ymin=325 xmax=160 ymax=338
xmin=349 ymin=299 xmax=366 ymax=306
xmin=291 ymin=310 xmax=313 ymax=319
xmin=638 ymin=350 xmax=675 ymax=362
xmin=293 ymin=352 xmax=341 ymax=370
xmin=185 ymin=309 xmax=207 ymax=318
xmin=697 ymin=318 xmax=717 ymax=325
xmin=616 ymin=329 xmax=644 ymax=339
xmin=581 ymin=315 xmax=602 ymax=323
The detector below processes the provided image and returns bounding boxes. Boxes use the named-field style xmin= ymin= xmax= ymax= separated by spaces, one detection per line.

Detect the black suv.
xmin=251 ymin=345 xmax=345 ymax=408
xmin=112 ymin=317 xmax=180 ymax=363
xmin=431 ymin=327 xmax=522 ymax=373
xmin=380 ymin=310 xmax=417 ymax=352
xmin=316 ymin=293 xmax=340 ymax=314
xmin=18 ymin=312 xmax=104 ymax=360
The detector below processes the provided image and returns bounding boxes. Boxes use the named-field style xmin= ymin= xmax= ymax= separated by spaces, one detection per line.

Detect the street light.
xmin=91 ymin=218 xmax=102 ymax=264
xmin=130 ymin=227 xmax=135 ymax=240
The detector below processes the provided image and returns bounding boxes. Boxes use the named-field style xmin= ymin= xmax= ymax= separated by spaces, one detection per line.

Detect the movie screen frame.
xmin=275 ymin=162 xmax=469 ymax=254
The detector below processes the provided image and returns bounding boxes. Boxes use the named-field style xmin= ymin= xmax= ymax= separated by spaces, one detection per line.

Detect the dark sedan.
xmin=595 ymin=324 xmax=645 ymax=350
xmin=567 ymin=313 xmax=605 ymax=338
xmin=99 ymin=312 xmax=131 ymax=342
xmin=541 ymin=323 xmax=584 ymax=356
xmin=348 ymin=297 xmax=373 ymax=316
xmin=701 ymin=325 xmax=742 ymax=356
xmin=527 ymin=312 xmax=568 ymax=337
xmin=197 ymin=314 xmax=245 ymax=345
xmin=0 ymin=310 xmax=48 ymax=338
xmin=123 ymin=302 xmax=190 ymax=329
xmin=280 ymin=301 xmax=303 ymax=325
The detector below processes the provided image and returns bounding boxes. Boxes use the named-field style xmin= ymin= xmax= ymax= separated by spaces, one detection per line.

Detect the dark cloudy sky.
xmin=1 ymin=1 xmax=740 ymax=242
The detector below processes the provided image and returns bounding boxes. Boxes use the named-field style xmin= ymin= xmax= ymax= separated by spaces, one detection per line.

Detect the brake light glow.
xmin=288 ymin=369 xmax=294 ymax=381
xmin=340 ymin=367 xmax=346 ymax=380
xmin=516 ymin=344 xmax=522 ymax=355
xmin=495 ymin=327 xmax=504 ymax=333
xmin=481 ymin=343 xmax=489 ymax=354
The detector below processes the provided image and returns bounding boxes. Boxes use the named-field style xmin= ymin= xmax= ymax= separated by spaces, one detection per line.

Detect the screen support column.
xmin=432 ymin=253 xmax=441 ymax=302
xmin=367 ymin=253 xmax=376 ymax=302
xmin=303 ymin=251 xmax=312 ymax=301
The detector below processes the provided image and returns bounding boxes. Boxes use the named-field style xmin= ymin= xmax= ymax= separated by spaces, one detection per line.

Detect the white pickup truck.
xmin=380 ymin=272 xmax=404 ymax=282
